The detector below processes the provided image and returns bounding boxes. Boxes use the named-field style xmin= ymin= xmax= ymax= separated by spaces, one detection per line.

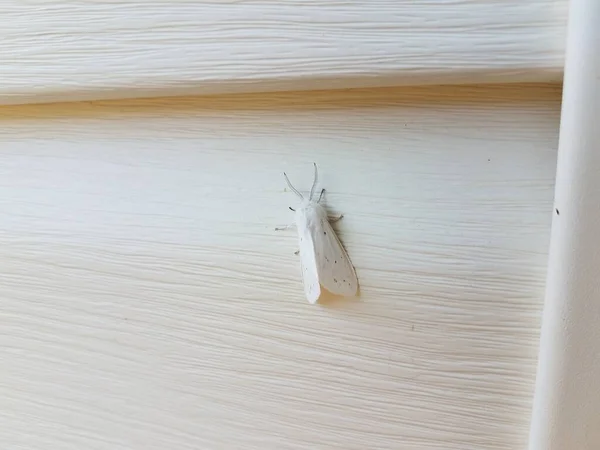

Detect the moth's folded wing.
xmin=315 ymin=219 xmax=358 ymax=297
xmin=299 ymin=230 xmax=321 ymax=304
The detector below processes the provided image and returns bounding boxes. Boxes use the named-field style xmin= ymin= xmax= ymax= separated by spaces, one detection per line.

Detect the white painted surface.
xmin=0 ymin=1 xmax=567 ymax=105
xmin=529 ymin=0 xmax=600 ymax=448
xmin=0 ymin=83 xmax=560 ymax=449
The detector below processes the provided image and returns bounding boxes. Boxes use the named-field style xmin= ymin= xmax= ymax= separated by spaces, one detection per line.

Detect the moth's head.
xmin=289 ymin=197 xmax=314 ymax=212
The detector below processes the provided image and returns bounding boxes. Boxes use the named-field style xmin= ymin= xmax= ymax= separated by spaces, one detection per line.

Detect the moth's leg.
xmin=328 ymin=214 xmax=344 ymax=223
xmin=317 ymin=189 xmax=325 ymax=203
xmin=275 ymin=224 xmax=294 ymax=231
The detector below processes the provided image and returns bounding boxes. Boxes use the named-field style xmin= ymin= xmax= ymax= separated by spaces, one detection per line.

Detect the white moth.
xmin=278 ymin=163 xmax=358 ymax=304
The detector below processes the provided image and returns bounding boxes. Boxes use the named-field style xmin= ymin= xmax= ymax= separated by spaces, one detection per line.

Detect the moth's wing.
xmin=312 ymin=208 xmax=358 ymax=297
xmin=297 ymin=221 xmax=321 ymax=304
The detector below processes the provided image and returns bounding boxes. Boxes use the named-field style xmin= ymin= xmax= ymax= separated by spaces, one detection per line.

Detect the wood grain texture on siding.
xmin=0 ymin=1 xmax=567 ymax=105
xmin=0 ymin=84 xmax=560 ymax=449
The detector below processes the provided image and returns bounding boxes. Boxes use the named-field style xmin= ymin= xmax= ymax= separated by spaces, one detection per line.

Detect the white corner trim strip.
xmin=0 ymin=0 xmax=567 ymax=105
xmin=529 ymin=0 xmax=600 ymax=449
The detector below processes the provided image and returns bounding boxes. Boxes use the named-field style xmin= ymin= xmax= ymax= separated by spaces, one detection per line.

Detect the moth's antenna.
xmin=284 ymin=172 xmax=303 ymax=200
xmin=309 ymin=163 xmax=318 ymax=201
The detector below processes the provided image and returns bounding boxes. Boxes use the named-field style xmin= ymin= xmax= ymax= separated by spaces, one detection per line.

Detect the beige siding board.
xmin=0 ymin=1 xmax=567 ymax=105
xmin=0 ymin=83 xmax=560 ymax=449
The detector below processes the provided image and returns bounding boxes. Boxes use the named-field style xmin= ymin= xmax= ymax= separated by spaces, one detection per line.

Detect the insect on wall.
xmin=276 ymin=163 xmax=359 ymax=304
